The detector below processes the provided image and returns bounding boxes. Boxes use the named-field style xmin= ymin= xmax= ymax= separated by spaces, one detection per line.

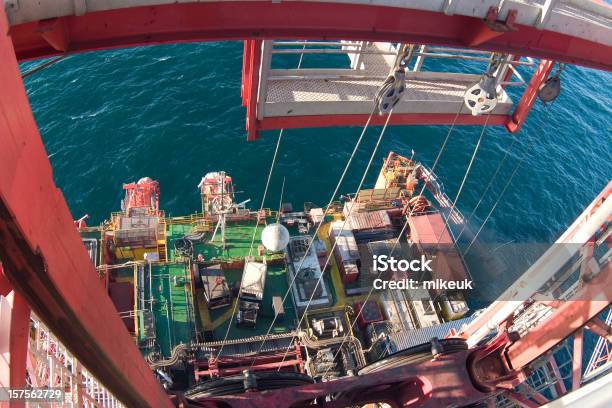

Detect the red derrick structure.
xmin=0 ymin=1 xmax=610 ymax=407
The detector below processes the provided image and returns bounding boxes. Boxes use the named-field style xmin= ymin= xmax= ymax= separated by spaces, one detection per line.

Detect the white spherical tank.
xmin=261 ymin=223 xmax=290 ymax=252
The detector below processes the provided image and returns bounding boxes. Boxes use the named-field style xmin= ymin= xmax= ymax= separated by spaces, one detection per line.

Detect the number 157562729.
xmin=0 ymin=388 xmax=64 ymax=402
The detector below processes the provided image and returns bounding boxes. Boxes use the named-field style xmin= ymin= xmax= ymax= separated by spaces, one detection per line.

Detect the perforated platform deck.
xmin=263 ymin=72 xmax=513 ymax=117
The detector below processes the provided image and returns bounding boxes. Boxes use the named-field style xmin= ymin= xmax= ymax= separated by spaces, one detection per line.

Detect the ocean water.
xmin=21 ymin=41 xmax=611 ymax=246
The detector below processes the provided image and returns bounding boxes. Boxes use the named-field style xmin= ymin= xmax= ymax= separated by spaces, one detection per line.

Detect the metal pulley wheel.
xmin=464 ymin=74 xmax=498 ymax=116
xmin=376 ymin=70 xmax=406 ymax=114
xmin=538 ymin=75 xmax=561 ymax=103
xmin=538 ymin=63 xmax=564 ymax=104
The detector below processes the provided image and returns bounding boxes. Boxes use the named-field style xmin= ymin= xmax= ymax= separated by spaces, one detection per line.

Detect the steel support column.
xmin=245 ymin=39 xmax=262 ymax=141
xmin=0 ymin=8 xmax=171 ymax=407
xmin=572 ymin=329 xmax=584 ymax=390
xmin=0 ymin=290 xmax=30 ymax=408
xmin=505 ymin=59 xmax=555 ymax=133
xmin=506 ymin=264 xmax=612 ymax=369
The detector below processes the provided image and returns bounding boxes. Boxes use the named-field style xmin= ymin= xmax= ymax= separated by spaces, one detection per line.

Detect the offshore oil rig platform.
xmin=82 ymin=151 xmax=474 ymax=386
xmin=0 ymin=1 xmax=611 ymax=408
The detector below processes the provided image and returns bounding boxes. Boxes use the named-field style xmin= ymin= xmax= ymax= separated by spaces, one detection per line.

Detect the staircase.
xmin=157 ymin=220 xmax=168 ymax=262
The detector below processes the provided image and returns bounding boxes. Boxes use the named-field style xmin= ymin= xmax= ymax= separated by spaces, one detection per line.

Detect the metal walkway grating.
xmin=264 ymin=74 xmax=514 ymax=117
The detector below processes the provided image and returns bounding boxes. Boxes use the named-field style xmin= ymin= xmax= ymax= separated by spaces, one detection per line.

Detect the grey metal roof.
xmin=372 ymin=315 xmax=475 ymax=360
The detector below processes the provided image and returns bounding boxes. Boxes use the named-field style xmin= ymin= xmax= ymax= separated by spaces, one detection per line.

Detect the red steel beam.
xmin=0 ymin=290 xmax=30 ymax=408
xmin=259 ymin=112 xmax=509 ymax=131
xmin=572 ymin=329 xmax=584 ymax=390
xmin=519 ymin=384 xmax=549 ymax=405
xmin=0 ymin=9 xmax=171 ymax=408
xmin=7 ymin=2 xmax=612 ymax=70
xmin=245 ymin=39 xmax=262 ymax=141
xmin=506 ymin=264 xmax=612 ymax=370
xmin=504 ymin=390 xmax=539 ymax=408
xmin=241 ymin=40 xmax=251 ymax=107
xmin=195 ymin=358 xmax=301 ymax=377
xmin=0 ymin=264 xmax=11 ymax=297
xmin=547 ymin=355 xmax=567 ymax=396
xmin=505 ymin=59 xmax=555 ymax=133
xmin=586 ymin=317 xmax=612 ymax=342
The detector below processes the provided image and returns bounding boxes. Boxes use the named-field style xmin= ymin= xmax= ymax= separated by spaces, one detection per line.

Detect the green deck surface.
xmin=104 ymin=215 xmax=345 ymax=355
xmin=168 ymin=221 xmax=269 ymax=262
xmin=147 ymin=262 xmax=196 ymax=356
xmin=209 ymin=264 xmax=298 ymax=339
xmin=167 ymin=219 xmax=305 ymax=339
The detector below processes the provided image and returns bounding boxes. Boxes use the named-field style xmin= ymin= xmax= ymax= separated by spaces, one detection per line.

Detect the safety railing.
xmin=268 ymin=40 xmax=535 ymax=88
xmin=583 ymin=308 xmax=612 ymax=383
xmin=27 ymin=315 xmax=125 ymax=407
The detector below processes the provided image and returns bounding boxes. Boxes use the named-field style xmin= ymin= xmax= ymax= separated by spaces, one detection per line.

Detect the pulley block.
xmin=538 ymin=75 xmax=561 ymax=103
xmin=464 ymin=75 xmax=498 ymax=116
xmin=376 ymin=70 xmax=406 ymax=114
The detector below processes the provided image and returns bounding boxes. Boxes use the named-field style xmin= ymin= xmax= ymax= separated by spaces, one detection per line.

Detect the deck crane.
xmin=1 ymin=1 xmax=611 ymax=407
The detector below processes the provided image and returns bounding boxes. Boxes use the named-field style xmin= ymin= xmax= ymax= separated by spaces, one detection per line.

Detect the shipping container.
xmin=347 ymin=210 xmax=393 ymax=232
xmin=408 ymin=213 xmax=469 ymax=286
xmin=194 ymin=263 xmax=231 ymax=309
xmin=404 ymin=283 xmax=442 ymax=329
xmin=240 ymin=260 xmax=267 ymax=301
xmin=340 ymin=260 xmax=359 ymax=284
xmin=286 ymin=236 xmax=331 ymax=312
xmin=379 ymin=290 xmax=414 ymax=332
xmin=329 ymin=221 xmax=359 ymax=261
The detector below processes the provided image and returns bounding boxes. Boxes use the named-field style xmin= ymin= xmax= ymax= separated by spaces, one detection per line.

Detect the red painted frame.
xmin=506 ymin=264 xmax=612 ymax=369
xmin=506 ymin=59 xmax=555 ymax=133
xmin=259 ymin=112 xmax=509 ymax=130
xmin=1 ymin=2 xmax=611 ymax=406
xmin=8 ymin=2 xmax=612 ymax=70
xmin=0 ymin=290 xmax=29 ymax=408
xmin=245 ymin=39 xmax=263 ymax=141
xmin=0 ymin=11 xmax=172 ymax=407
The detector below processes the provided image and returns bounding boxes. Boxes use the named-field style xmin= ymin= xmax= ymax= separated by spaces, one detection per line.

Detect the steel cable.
xmin=214 ymin=128 xmax=284 ymax=361
xmin=273 ymin=108 xmax=396 ymax=370
xmin=454 ymin=135 xmax=519 ymax=242
xmin=248 ymin=107 xmax=377 ymax=366
xmin=320 ymin=106 xmax=463 ymax=378
xmin=463 ymin=101 xmax=555 ymax=255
